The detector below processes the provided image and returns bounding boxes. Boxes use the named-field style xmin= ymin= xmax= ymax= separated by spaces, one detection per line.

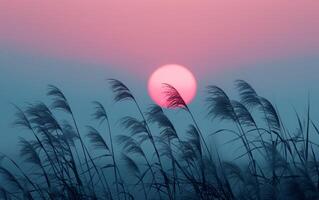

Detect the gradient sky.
xmin=1 ymin=0 xmax=318 ymax=75
xmin=1 ymin=1 xmax=319 ymax=157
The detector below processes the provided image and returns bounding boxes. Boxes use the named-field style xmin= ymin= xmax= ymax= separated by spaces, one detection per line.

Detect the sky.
xmin=1 ymin=0 xmax=319 ymax=75
xmin=1 ymin=0 xmax=319 ymax=157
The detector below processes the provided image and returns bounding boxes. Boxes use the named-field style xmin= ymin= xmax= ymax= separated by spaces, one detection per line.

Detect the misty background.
xmin=1 ymin=47 xmax=319 ymax=161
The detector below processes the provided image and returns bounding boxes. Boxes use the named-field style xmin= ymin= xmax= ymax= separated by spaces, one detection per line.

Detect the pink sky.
xmin=0 ymin=0 xmax=318 ymax=75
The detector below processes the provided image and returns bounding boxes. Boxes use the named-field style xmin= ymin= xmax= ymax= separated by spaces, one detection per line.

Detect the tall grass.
xmin=1 ymin=80 xmax=319 ymax=199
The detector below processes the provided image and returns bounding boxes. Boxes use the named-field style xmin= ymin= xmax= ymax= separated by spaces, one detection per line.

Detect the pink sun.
xmin=148 ymin=64 xmax=197 ymax=108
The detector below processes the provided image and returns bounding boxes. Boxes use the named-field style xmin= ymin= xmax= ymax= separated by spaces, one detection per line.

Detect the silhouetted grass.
xmin=1 ymin=80 xmax=319 ymax=199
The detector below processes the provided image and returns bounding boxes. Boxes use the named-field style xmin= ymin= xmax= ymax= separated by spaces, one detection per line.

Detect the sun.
xmin=148 ymin=64 xmax=197 ymax=108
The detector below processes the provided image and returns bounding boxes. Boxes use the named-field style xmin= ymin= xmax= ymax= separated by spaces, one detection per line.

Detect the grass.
xmin=0 ymin=79 xmax=319 ymax=199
